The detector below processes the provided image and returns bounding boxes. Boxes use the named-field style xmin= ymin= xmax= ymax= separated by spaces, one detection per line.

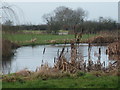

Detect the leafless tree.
xmin=43 ymin=6 xmax=87 ymax=34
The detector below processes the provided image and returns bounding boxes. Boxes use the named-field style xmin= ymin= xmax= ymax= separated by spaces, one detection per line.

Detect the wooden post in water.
xmin=98 ymin=48 xmax=101 ymax=61
xmin=54 ymin=57 xmax=56 ymax=63
xmin=99 ymin=48 xmax=101 ymax=55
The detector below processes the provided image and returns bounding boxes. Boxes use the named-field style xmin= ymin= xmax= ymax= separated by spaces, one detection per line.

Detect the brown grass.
xmin=31 ymin=63 xmax=71 ymax=80
xmin=108 ymin=55 xmax=120 ymax=60
xmin=107 ymin=42 xmax=120 ymax=55
xmin=15 ymin=69 xmax=32 ymax=77
xmin=88 ymin=35 xmax=118 ymax=44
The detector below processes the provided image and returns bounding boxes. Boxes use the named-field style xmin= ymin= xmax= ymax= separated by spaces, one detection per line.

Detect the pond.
xmin=2 ymin=43 xmax=117 ymax=74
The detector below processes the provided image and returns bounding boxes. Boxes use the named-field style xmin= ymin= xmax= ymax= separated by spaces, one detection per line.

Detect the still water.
xmin=2 ymin=43 xmax=116 ymax=74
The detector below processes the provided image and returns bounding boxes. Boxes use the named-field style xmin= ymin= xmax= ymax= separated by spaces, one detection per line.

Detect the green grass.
xmin=2 ymin=73 xmax=119 ymax=88
xmin=2 ymin=32 xmax=97 ymax=46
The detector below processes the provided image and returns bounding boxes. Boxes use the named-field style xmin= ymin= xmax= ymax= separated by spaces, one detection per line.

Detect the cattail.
xmin=43 ymin=47 xmax=46 ymax=54
xmin=67 ymin=48 xmax=69 ymax=53
xmin=99 ymin=48 xmax=101 ymax=55
xmin=42 ymin=59 xmax=44 ymax=64
xmin=59 ymin=47 xmax=65 ymax=60
xmin=103 ymin=61 xmax=105 ymax=67
xmin=54 ymin=57 xmax=56 ymax=63
xmin=106 ymin=49 xmax=108 ymax=54
xmin=57 ymin=49 xmax=59 ymax=57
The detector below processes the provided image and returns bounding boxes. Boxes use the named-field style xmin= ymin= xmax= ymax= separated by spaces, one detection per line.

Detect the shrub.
xmin=2 ymin=39 xmax=19 ymax=58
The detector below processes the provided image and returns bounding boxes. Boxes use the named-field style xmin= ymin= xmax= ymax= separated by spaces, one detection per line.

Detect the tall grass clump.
xmin=32 ymin=63 xmax=71 ymax=80
xmin=2 ymin=39 xmax=19 ymax=58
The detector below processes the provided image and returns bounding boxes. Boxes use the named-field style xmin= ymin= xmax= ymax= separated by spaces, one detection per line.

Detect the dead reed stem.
xmin=54 ymin=39 xmax=119 ymax=74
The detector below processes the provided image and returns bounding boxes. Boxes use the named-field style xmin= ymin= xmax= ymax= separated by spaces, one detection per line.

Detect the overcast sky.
xmin=9 ymin=2 xmax=118 ymax=25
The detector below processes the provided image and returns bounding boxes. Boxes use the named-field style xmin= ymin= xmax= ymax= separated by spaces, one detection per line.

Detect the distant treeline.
xmin=2 ymin=24 xmax=47 ymax=31
xmin=74 ymin=20 xmax=119 ymax=33
xmin=2 ymin=21 xmax=120 ymax=34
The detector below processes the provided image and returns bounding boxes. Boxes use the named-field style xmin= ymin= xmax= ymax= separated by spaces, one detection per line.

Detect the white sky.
xmin=2 ymin=0 xmax=120 ymax=2
xmin=1 ymin=0 xmax=118 ymax=25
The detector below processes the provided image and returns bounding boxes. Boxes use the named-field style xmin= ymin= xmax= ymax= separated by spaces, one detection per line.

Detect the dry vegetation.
xmin=88 ymin=35 xmax=118 ymax=44
xmin=107 ymin=42 xmax=120 ymax=55
xmin=87 ymin=31 xmax=119 ymax=44
xmin=54 ymin=42 xmax=119 ymax=75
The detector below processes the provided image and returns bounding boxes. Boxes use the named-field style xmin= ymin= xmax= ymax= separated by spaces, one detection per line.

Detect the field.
xmin=2 ymin=31 xmax=97 ymax=45
xmin=2 ymin=73 xmax=119 ymax=88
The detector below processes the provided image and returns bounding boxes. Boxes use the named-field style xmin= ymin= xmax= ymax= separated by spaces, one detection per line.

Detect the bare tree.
xmin=42 ymin=13 xmax=60 ymax=33
xmin=43 ymin=6 xmax=87 ymax=34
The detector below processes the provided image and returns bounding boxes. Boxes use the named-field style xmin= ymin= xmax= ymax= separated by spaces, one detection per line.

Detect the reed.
xmin=107 ymin=42 xmax=120 ymax=55
xmin=53 ymin=36 xmax=119 ymax=75
xmin=33 ymin=63 xmax=70 ymax=79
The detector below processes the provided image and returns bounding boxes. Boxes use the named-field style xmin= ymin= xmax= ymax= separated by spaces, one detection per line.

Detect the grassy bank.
xmin=2 ymin=72 xmax=119 ymax=88
xmin=2 ymin=32 xmax=96 ymax=46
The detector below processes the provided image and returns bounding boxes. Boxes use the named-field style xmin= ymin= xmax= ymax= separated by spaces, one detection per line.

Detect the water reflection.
xmin=2 ymin=57 xmax=13 ymax=74
xmin=2 ymin=44 xmax=118 ymax=74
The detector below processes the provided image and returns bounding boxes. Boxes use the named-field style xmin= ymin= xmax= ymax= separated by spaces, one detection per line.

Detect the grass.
xmin=2 ymin=73 xmax=119 ymax=88
xmin=2 ymin=32 xmax=97 ymax=46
